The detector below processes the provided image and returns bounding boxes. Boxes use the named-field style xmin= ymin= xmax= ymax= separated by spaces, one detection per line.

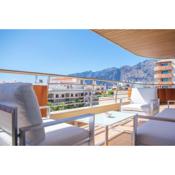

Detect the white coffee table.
xmin=77 ymin=111 xmax=136 ymax=145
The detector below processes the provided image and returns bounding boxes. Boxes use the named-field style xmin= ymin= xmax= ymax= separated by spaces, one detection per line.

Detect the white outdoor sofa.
xmin=134 ymin=107 xmax=175 ymax=145
xmin=0 ymin=83 xmax=95 ymax=146
xmin=121 ymin=88 xmax=160 ymax=116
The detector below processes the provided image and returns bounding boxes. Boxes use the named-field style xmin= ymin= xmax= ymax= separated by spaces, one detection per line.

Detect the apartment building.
xmin=48 ymin=77 xmax=105 ymax=105
xmin=154 ymin=59 xmax=175 ymax=87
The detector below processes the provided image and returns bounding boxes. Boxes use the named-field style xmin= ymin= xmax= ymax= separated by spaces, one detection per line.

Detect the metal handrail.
xmin=0 ymin=68 xmax=172 ymax=86
xmin=48 ymin=97 xmax=128 ymax=109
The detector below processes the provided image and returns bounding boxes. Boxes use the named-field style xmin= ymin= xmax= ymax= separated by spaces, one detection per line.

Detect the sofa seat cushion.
xmin=39 ymin=123 xmax=89 ymax=146
xmin=136 ymin=120 xmax=175 ymax=145
xmin=121 ymin=103 xmax=150 ymax=112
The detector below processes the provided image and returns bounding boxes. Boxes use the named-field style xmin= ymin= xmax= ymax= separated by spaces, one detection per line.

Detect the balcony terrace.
xmin=2 ymin=30 xmax=175 ymax=146
xmin=1 ymin=68 xmax=175 ymax=146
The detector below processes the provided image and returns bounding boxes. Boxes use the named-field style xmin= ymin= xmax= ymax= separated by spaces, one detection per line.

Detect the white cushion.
xmin=131 ymin=88 xmax=157 ymax=104
xmin=121 ymin=103 xmax=150 ymax=113
xmin=136 ymin=120 xmax=175 ymax=145
xmin=0 ymin=83 xmax=45 ymax=145
xmin=40 ymin=122 xmax=89 ymax=146
xmin=136 ymin=108 xmax=175 ymax=145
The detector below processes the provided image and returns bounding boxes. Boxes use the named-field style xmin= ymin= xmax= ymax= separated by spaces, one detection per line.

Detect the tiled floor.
xmin=94 ymin=119 xmax=133 ymax=146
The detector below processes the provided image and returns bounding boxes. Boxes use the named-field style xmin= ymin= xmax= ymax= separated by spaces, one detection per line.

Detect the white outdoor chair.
xmin=0 ymin=83 xmax=95 ymax=146
xmin=133 ymin=108 xmax=175 ymax=145
xmin=121 ymin=88 xmax=160 ymax=116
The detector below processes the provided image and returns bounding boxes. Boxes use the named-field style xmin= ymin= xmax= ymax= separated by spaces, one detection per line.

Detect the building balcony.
xmin=156 ymin=81 xmax=174 ymax=85
xmin=154 ymin=73 xmax=173 ymax=78
xmin=154 ymin=65 xmax=173 ymax=71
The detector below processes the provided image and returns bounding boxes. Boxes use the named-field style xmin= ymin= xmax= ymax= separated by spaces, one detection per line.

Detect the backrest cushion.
xmin=0 ymin=83 xmax=45 ymax=145
xmin=131 ymin=88 xmax=157 ymax=104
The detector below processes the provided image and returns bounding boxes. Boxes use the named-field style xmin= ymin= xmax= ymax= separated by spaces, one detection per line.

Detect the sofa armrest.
xmin=0 ymin=103 xmax=18 ymax=146
xmin=150 ymin=99 xmax=160 ymax=106
xmin=19 ymin=113 xmax=95 ymax=145
xmin=150 ymin=98 xmax=160 ymax=114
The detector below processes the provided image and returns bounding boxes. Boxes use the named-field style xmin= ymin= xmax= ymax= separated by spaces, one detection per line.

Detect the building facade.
xmin=48 ymin=77 xmax=105 ymax=106
xmin=154 ymin=59 xmax=175 ymax=87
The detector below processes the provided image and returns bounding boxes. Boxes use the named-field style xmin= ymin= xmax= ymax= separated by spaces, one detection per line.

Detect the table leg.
xmin=105 ymin=126 xmax=109 ymax=146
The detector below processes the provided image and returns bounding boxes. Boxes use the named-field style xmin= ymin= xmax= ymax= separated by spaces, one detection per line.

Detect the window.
xmin=162 ymin=85 xmax=169 ymax=88
xmin=162 ymin=78 xmax=169 ymax=82
xmin=162 ymin=70 xmax=169 ymax=74
xmin=61 ymin=94 xmax=65 ymax=98
xmin=48 ymin=94 xmax=54 ymax=98
xmin=66 ymin=93 xmax=69 ymax=97
xmin=56 ymin=94 xmax=59 ymax=98
xmin=161 ymin=63 xmax=169 ymax=66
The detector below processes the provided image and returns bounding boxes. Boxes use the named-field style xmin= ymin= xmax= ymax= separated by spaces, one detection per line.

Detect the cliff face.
xmin=120 ymin=60 xmax=155 ymax=82
xmin=71 ymin=60 xmax=155 ymax=83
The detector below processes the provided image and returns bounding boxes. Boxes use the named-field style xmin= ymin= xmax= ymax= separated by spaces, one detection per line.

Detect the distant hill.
xmin=70 ymin=60 xmax=155 ymax=83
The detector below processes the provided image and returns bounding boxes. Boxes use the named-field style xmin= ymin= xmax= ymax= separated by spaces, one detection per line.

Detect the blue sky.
xmin=0 ymin=29 xmax=151 ymax=81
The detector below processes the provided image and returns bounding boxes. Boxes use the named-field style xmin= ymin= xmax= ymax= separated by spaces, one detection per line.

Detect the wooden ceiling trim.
xmin=92 ymin=29 xmax=175 ymax=58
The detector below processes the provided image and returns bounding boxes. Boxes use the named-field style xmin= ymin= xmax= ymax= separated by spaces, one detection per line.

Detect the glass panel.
xmin=161 ymin=63 xmax=169 ymax=66
xmin=162 ymin=70 xmax=169 ymax=74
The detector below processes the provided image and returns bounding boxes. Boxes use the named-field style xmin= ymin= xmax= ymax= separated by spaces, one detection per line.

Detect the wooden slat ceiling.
xmin=93 ymin=29 xmax=175 ymax=58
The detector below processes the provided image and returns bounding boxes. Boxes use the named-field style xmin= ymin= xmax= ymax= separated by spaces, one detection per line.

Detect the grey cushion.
xmin=0 ymin=83 xmax=45 ymax=145
xmin=40 ymin=119 xmax=89 ymax=145
xmin=136 ymin=108 xmax=175 ymax=145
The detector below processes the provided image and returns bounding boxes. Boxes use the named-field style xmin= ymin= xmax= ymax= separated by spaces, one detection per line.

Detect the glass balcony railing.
xmin=0 ymin=68 xmax=174 ymax=116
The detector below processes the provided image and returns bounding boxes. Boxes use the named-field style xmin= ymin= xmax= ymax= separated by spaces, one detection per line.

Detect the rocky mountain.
xmin=71 ymin=60 xmax=155 ymax=83
xmin=120 ymin=60 xmax=155 ymax=82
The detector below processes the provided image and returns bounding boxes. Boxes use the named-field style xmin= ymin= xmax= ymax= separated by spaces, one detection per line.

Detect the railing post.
xmin=133 ymin=114 xmax=138 ymax=146
xmin=114 ymin=83 xmax=118 ymax=103
xmin=82 ymin=79 xmax=86 ymax=107
xmin=90 ymin=80 xmax=96 ymax=107
xmin=35 ymin=75 xmax=38 ymax=84
xmin=119 ymin=98 xmax=122 ymax=111
xmin=47 ymin=76 xmax=51 ymax=85
xmin=90 ymin=91 xmax=93 ymax=107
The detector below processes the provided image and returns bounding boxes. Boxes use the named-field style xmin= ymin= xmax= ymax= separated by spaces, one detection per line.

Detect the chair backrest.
xmin=131 ymin=88 xmax=157 ymax=104
xmin=0 ymin=83 xmax=45 ymax=145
